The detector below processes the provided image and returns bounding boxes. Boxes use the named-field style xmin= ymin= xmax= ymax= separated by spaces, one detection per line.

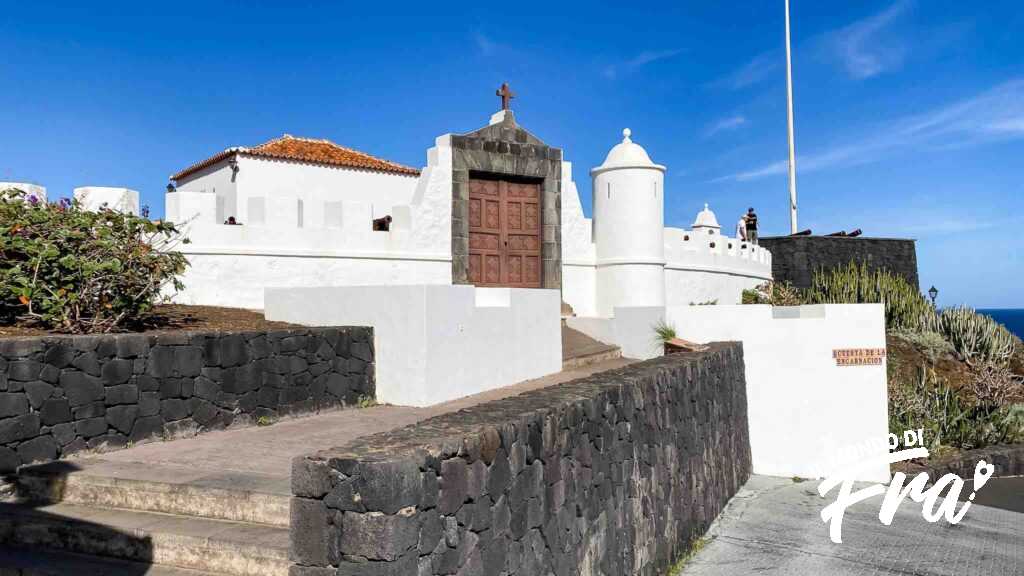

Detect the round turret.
xmin=590 ymin=129 xmax=667 ymax=316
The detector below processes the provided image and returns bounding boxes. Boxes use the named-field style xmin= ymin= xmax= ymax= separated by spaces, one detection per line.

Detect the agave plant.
xmin=653 ymin=319 xmax=677 ymax=344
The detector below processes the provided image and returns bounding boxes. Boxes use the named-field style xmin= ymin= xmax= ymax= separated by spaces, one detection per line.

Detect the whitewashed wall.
xmin=234 ymin=156 xmax=418 ymax=224
xmin=663 ymin=227 xmax=771 ymax=305
xmin=174 ymin=156 xmax=418 ymax=225
xmin=176 ymin=253 xmax=449 ymax=310
xmin=73 ymin=187 xmax=141 ymax=215
xmin=664 ymin=304 xmax=890 ymax=482
xmin=168 ymin=135 xmax=456 ymax=309
xmin=265 ymin=285 xmax=562 ymax=407
xmin=173 ymin=160 xmax=238 ymax=222
xmin=565 ymin=306 xmax=665 ymax=361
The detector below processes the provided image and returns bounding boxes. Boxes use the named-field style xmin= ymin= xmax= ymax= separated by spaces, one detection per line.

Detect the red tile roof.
xmin=171 ymin=134 xmax=420 ymax=181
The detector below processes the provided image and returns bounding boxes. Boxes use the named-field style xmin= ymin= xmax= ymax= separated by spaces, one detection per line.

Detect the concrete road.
xmin=678 ymin=476 xmax=1022 ymax=576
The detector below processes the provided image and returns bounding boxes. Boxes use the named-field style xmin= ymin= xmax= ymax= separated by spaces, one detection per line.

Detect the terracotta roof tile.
xmin=171 ymin=134 xmax=420 ymax=181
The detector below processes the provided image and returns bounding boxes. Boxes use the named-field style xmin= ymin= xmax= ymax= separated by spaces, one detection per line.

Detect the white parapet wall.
xmin=74 ymin=186 xmax=141 ymax=215
xmin=664 ymin=304 xmax=889 ymax=482
xmin=565 ymin=306 xmax=666 ymax=361
xmin=265 ymin=285 xmax=562 ymax=407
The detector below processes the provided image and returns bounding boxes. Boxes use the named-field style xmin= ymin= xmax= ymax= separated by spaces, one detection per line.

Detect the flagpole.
xmin=785 ymin=0 xmax=798 ymax=234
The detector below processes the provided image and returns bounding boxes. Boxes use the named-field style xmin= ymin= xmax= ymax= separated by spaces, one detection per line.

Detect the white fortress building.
xmin=163 ymin=121 xmax=770 ymax=312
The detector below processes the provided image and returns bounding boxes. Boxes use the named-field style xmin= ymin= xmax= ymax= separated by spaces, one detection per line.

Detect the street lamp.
xmin=928 ymin=286 xmax=938 ymax=306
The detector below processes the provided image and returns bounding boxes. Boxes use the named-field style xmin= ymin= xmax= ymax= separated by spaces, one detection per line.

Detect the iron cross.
xmin=496 ymin=82 xmax=515 ymax=110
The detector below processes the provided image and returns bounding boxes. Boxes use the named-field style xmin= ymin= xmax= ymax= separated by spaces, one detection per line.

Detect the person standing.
xmin=745 ymin=207 xmax=758 ymax=244
xmin=736 ymin=214 xmax=748 ymax=241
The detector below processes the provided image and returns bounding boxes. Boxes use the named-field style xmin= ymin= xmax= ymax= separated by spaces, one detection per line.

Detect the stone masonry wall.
xmin=759 ymin=236 xmax=919 ymax=290
xmin=290 ymin=343 xmax=750 ymax=576
xmin=0 ymin=327 xmax=373 ymax=473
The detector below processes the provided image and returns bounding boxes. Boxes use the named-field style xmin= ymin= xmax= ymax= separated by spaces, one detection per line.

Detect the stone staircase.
xmin=0 ymin=459 xmax=290 ymax=575
xmin=561 ymin=322 xmax=622 ymax=369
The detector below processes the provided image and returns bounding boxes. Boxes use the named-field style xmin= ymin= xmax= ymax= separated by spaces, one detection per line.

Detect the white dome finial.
xmin=692 ymin=203 xmax=721 ymax=230
xmin=592 ymin=126 xmax=664 ymax=174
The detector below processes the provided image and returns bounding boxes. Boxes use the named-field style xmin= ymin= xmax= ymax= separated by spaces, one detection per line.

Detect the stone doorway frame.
xmin=449 ymin=113 xmax=562 ymax=290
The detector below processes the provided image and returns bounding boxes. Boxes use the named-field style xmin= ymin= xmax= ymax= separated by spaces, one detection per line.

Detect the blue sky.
xmin=2 ymin=1 xmax=1022 ymax=307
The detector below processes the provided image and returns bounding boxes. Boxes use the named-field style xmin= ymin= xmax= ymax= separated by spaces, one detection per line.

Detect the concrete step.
xmin=0 ymin=544 xmax=226 ymax=575
xmin=14 ymin=460 xmax=289 ymax=528
xmin=561 ymin=325 xmax=621 ymax=369
xmin=562 ymin=347 xmax=623 ymax=370
xmin=0 ymin=503 xmax=289 ymax=576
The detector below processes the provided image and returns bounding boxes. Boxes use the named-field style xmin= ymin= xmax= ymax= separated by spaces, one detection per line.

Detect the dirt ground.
xmin=886 ymin=332 xmax=974 ymax=391
xmin=0 ymin=305 xmax=298 ymax=337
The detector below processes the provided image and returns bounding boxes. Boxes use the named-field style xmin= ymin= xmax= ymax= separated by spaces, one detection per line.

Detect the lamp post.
xmin=928 ymin=286 xmax=938 ymax=307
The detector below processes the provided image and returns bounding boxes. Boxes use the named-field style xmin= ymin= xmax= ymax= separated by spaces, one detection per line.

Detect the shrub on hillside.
xmin=0 ymin=187 xmax=189 ymax=333
xmin=741 ymin=281 xmax=802 ymax=306
xmin=889 ymin=363 xmax=1024 ymax=451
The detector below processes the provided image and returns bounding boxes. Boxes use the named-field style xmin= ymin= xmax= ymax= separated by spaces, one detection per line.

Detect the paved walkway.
xmin=678 ymin=475 xmax=1023 ymax=576
xmin=62 ymin=359 xmax=634 ymax=496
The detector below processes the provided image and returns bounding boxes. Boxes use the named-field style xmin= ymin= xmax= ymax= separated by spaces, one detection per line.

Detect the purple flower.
xmin=59 ymin=197 xmax=72 ymax=210
xmin=141 ymin=205 xmax=150 ymax=218
xmin=27 ymin=194 xmax=39 ymax=205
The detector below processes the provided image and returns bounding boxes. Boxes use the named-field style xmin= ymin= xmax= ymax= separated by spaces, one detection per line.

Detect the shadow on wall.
xmin=0 ymin=461 xmax=155 ymax=574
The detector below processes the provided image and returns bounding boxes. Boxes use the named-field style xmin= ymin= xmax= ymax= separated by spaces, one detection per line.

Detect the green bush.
xmin=742 ymin=281 xmax=802 ymax=306
xmin=890 ymin=329 xmax=955 ymax=363
xmin=0 ymin=188 xmax=189 ymax=333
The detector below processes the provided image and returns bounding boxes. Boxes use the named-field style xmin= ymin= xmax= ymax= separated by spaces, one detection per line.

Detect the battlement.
xmin=665 ymin=226 xmax=772 ymax=274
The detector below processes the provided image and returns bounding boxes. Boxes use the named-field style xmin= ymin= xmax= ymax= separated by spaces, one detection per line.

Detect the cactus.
xmin=804 ymin=262 xmax=937 ymax=332
xmin=936 ymin=306 xmax=1016 ymax=366
xmin=805 ymin=262 xmax=1016 ymax=366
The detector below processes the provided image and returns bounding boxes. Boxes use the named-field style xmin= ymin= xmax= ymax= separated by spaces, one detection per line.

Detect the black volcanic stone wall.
xmin=0 ymin=327 xmax=373 ymax=473
xmin=759 ymin=236 xmax=919 ymax=290
xmin=290 ymin=344 xmax=750 ymax=576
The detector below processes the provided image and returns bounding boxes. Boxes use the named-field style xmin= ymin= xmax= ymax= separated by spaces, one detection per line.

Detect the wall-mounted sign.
xmin=833 ymin=348 xmax=887 ymax=366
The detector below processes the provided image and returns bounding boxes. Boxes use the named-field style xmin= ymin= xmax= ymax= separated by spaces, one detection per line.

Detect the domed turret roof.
xmin=592 ymin=129 xmax=666 ymax=175
xmin=692 ymin=203 xmax=720 ymax=230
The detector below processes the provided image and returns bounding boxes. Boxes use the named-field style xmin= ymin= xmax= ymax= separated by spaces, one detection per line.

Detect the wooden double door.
xmin=468 ymin=176 xmax=543 ymax=288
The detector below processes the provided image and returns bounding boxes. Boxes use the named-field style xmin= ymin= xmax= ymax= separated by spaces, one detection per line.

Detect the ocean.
xmin=979 ymin=309 xmax=1024 ymax=339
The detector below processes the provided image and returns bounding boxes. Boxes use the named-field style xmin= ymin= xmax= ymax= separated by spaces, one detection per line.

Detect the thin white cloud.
xmin=711 ymin=79 xmax=1024 ymax=182
xmin=708 ymin=51 xmax=780 ymax=90
xmin=826 ymin=0 xmax=911 ymax=79
xmin=473 ymin=32 xmax=498 ymax=56
xmin=604 ymin=49 xmax=683 ymax=79
xmin=705 ymin=115 xmax=748 ymax=137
